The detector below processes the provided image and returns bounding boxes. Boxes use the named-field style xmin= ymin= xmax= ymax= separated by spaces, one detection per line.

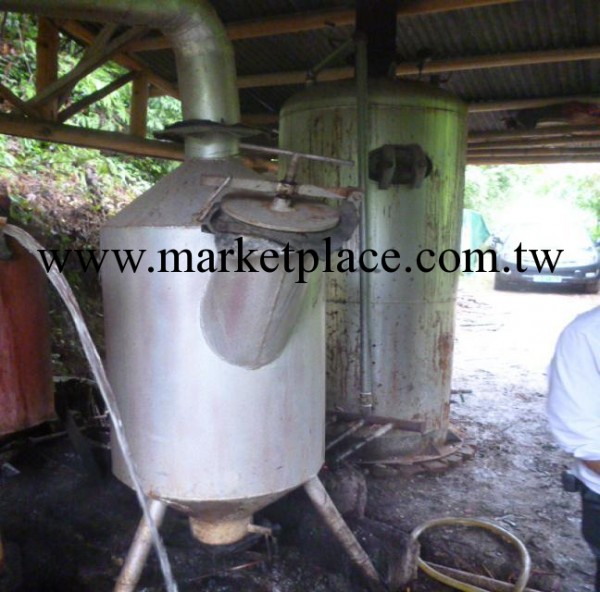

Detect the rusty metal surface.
xmin=280 ymin=79 xmax=467 ymax=457
xmin=327 ymin=411 xmax=426 ymax=433
xmin=101 ymin=158 xmax=325 ymax=524
xmin=0 ymin=238 xmax=54 ymax=436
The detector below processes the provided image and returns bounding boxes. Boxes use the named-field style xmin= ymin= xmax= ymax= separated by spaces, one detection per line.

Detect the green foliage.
xmin=0 ymin=13 xmax=179 ymax=209
xmin=465 ymin=164 xmax=600 ymax=239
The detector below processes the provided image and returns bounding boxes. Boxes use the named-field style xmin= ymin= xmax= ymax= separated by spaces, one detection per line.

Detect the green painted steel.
xmin=280 ymin=79 xmax=468 ymax=456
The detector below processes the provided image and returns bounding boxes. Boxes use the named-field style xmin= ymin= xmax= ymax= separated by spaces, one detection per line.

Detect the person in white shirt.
xmin=547 ymin=305 xmax=600 ymax=592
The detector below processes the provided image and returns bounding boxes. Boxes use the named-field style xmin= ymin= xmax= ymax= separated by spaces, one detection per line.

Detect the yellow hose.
xmin=409 ymin=517 xmax=532 ymax=592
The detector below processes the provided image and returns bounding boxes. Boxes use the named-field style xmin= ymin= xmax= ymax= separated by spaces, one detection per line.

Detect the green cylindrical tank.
xmin=279 ymin=79 xmax=467 ymax=456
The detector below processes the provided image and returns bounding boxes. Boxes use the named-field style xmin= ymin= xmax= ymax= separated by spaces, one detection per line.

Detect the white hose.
xmin=4 ymin=224 xmax=178 ymax=592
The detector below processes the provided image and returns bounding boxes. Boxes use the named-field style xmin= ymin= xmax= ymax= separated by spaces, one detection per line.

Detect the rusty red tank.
xmin=0 ymin=236 xmax=54 ymax=436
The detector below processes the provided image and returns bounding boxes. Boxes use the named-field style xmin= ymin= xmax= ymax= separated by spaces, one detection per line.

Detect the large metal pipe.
xmin=0 ymin=0 xmax=239 ymax=158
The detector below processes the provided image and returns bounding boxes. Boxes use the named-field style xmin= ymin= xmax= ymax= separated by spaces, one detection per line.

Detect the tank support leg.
xmin=303 ymin=476 xmax=385 ymax=592
xmin=114 ymin=499 xmax=168 ymax=592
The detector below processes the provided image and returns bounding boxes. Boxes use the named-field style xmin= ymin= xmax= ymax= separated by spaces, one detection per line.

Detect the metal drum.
xmin=279 ymin=79 xmax=467 ymax=456
xmin=101 ymin=158 xmax=325 ymax=544
xmin=0 ymin=238 xmax=54 ymax=436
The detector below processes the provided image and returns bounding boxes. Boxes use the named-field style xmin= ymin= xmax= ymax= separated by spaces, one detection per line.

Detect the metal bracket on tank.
xmin=368 ymin=144 xmax=432 ymax=190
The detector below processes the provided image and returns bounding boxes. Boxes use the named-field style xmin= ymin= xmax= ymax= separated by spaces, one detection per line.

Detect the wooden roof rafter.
xmin=58 ymin=20 xmax=179 ymax=99
xmin=0 ymin=16 xmax=176 ymax=146
xmin=126 ymin=0 xmax=520 ymax=51
xmin=236 ymin=45 xmax=600 ymax=89
xmin=29 ymin=23 xmax=147 ymax=111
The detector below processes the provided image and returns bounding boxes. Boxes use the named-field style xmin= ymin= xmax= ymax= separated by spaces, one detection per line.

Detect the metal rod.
xmin=355 ymin=32 xmax=374 ymax=414
xmin=326 ymin=419 xmax=365 ymax=450
xmin=307 ymin=38 xmax=355 ymax=82
xmin=240 ymin=142 xmax=354 ymax=167
xmin=334 ymin=423 xmax=394 ymax=464
xmin=327 ymin=410 xmax=426 ymax=433
xmin=115 ymin=499 xmax=168 ymax=592
xmin=303 ymin=477 xmax=385 ymax=592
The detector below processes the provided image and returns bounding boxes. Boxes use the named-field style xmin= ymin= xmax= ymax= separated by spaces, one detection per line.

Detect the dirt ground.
xmin=366 ymin=275 xmax=599 ymax=591
xmin=1 ymin=274 xmax=598 ymax=592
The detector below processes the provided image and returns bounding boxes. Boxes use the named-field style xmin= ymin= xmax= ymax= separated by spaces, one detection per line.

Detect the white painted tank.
xmin=279 ymin=79 xmax=467 ymax=457
xmin=101 ymin=158 xmax=325 ymax=545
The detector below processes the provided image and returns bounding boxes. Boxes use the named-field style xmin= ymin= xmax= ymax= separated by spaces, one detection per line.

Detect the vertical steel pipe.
xmin=355 ymin=33 xmax=374 ymax=414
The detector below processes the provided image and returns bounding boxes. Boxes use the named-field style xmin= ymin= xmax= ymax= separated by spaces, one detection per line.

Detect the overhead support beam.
xmin=237 ymin=45 xmax=600 ymax=89
xmin=128 ymin=0 xmax=519 ymax=50
xmin=0 ymin=112 xmax=597 ymax=166
xmin=468 ymin=136 xmax=600 ymax=150
xmin=229 ymin=0 xmax=520 ymax=40
xmin=468 ymin=147 xmax=600 ymax=158
xmin=36 ymin=17 xmax=59 ymax=119
xmin=0 ymin=113 xmax=280 ymax=174
xmin=0 ymin=83 xmax=40 ymax=119
xmin=58 ymin=71 xmax=136 ymax=123
xmin=469 ymin=124 xmax=600 ymax=143
xmin=469 ymin=94 xmax=600 ymax=113
xmin=241 ymin=113 xmax=279 ymax=127
xmin=0 ymin=113 xmax=183 ymax=161
xmin=242 ymin=95 xmax=600 ymax=127
xmin=59 ymin=21 xmax=179 ymax=100
xmin=468 ymin=155 xmax=600 ymax=164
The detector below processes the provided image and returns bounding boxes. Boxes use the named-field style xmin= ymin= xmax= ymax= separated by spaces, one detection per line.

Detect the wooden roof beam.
xmin=469 ymin=94 xmax=600 ymax=113
xmin=128 ymin=0 xmax=519 ymax=51
xmin=469 ymin=124 xmax=600 ymax=143
xmin=59 ymin=20 xmax=179 ymax=100
xmin=57 ymin=71 xmax=136 ymax=123
xmin=468 ymin=147 xmax=600 ymax=157
xmin=242 ymin=95 xmax=600 ymax=127
xmin=0 ymin=82 xmax=41 ymax=118
xmin=468 ymin=155 xmax=600 ymax=164
xmin=237 ymin=45 xmax=600 ymax=89
xmin=0 ymin=112 xmax=183 ymax=160
xmin=468 ymin=136 xmax=600 ymax=150
xmin=29 ymin=24 xmax=146 ymax=109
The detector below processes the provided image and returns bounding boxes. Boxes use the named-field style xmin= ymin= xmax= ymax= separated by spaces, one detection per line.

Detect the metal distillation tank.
xmin=280 ymin=79 xmax=467 ymax=456
xmin=100 ymin=156 xmax=325 ymax=545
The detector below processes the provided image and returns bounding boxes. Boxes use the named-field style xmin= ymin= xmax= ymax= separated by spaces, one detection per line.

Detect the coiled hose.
xmin=409 ymin=517 xmax=531 ymax=592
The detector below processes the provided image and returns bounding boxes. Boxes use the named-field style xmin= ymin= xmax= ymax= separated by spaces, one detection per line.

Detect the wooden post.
xmin=36 ymin=18 xmax=59 ymax=120
xmin=130 ymin=72 xmax=150 ymax=138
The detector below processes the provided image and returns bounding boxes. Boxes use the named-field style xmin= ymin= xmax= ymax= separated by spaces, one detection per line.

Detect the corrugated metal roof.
xmin=80 ymin=0 xmax=600 ymax=136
